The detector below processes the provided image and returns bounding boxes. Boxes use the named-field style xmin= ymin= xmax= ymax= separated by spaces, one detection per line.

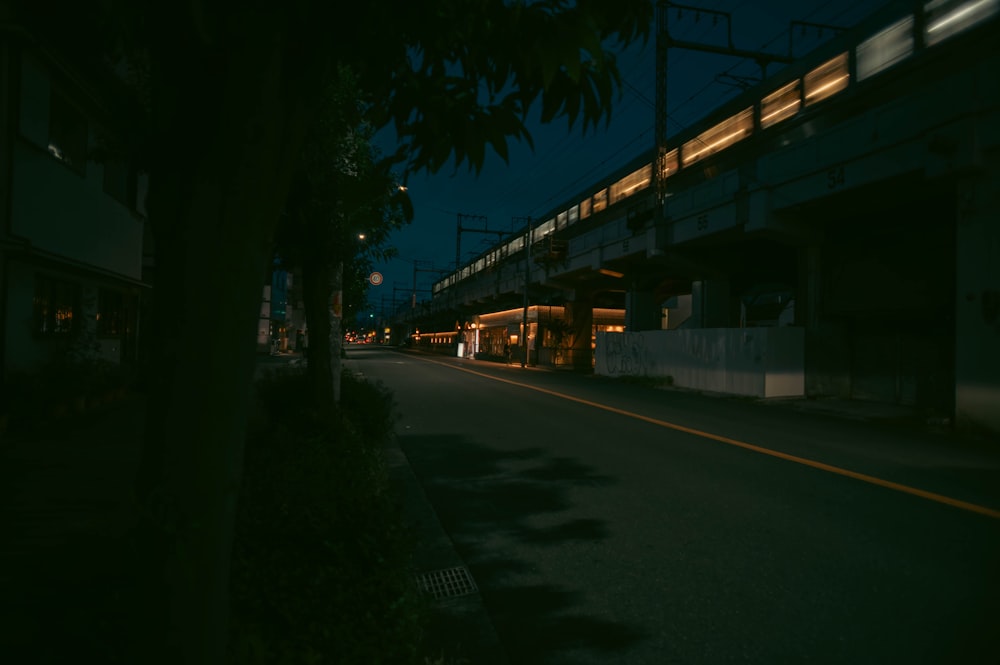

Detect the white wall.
xmin=595 ymin=327 xmax=805 ymax=398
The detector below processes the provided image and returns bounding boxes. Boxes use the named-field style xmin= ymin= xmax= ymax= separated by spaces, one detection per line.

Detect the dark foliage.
xmin=230 ymin=367 xmax=426 ymax=664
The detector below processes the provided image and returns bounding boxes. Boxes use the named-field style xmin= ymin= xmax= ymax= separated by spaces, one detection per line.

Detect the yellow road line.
xmin=416 ymin=355 xmax=1000 ymax=520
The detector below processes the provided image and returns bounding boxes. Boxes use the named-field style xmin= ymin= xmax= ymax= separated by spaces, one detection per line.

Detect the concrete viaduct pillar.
xmin=565 ymin=292 xmax=594 ymax=371
xmin=625 ymin=285 xmax=660 ymax=331
xmin=955 ymin=169 xmax=1000 ymax=437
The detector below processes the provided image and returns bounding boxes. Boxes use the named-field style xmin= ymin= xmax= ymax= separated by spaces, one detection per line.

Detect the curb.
xmin=385 ymin=441 xmax=509 ymax=665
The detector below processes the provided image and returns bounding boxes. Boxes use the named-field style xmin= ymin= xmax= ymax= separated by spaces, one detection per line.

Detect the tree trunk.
xmin=132 ymin=18 xmax=316 ymax=664
xmin=303 ymin=257 xmax=335 ymax=410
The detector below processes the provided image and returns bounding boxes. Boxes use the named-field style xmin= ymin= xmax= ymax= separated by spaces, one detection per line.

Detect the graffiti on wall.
xmin=603 ymin=332 xmax=647 ymax=376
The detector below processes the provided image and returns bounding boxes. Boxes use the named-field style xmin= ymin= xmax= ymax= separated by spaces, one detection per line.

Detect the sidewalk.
xmin=385 ymin=442 xmax=509 ymax=665
xmin=0 ymin=393 xmax=145 ymax=663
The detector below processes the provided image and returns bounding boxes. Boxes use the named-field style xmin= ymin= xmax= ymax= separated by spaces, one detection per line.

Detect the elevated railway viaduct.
xmin=399 ymin=0 xmax=1000 ymax=437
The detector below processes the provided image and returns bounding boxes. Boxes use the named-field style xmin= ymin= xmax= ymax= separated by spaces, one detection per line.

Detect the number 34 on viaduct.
xmin=393 ymin=0 xmax=1000 ymax=439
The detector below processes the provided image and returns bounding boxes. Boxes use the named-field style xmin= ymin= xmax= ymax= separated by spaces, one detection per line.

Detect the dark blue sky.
xmin=370 ymin=0 xmax=883 ymax=308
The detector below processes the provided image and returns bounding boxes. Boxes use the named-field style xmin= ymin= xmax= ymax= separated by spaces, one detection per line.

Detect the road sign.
xmin=369 ymin=271 xmax=383 ymax=286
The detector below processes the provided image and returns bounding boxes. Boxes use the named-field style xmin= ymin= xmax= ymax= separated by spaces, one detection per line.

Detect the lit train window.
xmin=658 ymin=149 xmax=678 ymax=180
xmin=507 ymin=235 xmax=524 ymax=255
xmin=568 ymin=204 xmax=579 ymax=225
xmin=924 ymin=0 xmax=999 ymax=45
xmin=533 ymin=218 xmax=554 ymax=242
xmin=592 ymin=188 xmax=608 ymax=213
xmin=857 ymin=16 xmax=914 ymax=80
xmin=610 ymin=163 xmax=652 ymax=204
xmin=760 ymin=80 xmax=801 ymax=128
xmin=682 ymin=107 xmax=754 ymax=166
xmin=804 ymin=53 xmax=849 ymax=106
xmin=580 ymin=197 xmax=592 ymax=219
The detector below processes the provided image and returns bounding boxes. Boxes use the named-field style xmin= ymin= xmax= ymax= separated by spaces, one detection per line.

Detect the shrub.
xmin=230 ymin=367 xmax=426 ymax=664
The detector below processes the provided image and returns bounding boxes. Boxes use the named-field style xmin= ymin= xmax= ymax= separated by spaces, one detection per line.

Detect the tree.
xmin=13 ymin=1 xmax=652 ymax=662
xmin=276 ymin=66 xmax=412 ymax=411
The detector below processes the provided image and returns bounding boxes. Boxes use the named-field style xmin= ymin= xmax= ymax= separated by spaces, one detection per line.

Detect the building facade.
xmin=1 ymin=19 xmax=147 ymax=400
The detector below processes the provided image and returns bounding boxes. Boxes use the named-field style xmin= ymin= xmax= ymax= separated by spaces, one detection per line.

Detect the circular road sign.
xmin=368 ymin=271 xmax=384 ymax=286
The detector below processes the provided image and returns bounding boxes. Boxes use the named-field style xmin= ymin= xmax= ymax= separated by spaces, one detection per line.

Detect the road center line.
xmin=415 ymin=355 xmax=1000 ymax=520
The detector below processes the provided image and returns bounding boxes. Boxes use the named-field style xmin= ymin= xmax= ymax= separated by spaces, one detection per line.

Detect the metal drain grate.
xmin=414 ymin=566 xmax=478 ymax=600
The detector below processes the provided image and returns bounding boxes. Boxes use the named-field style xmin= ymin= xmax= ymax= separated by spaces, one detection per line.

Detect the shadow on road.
xmin=400 ymin=434 xmax=646 ymax=664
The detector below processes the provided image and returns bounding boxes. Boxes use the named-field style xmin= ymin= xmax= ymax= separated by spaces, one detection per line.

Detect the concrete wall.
xmin=12 ymin=53 xmax=143 ymax=281
xmin=595 ymin=327 xmax=805 ymax=398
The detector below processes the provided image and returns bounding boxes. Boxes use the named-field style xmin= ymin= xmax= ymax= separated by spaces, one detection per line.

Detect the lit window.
xmin=33 ymin=274 xmax=79 ymax=335
xmin=857 ymin=16 xmax=914 ymax=80
xmin=592 ymin=188 xmax=608 ymax=213
xmin=533 ymin=218 xmax=554 ymax=243
xmin=658 ymin=149 xmax=678 ymax=181
xmin=580 ymin=197 xmax=592 ymax=219
xmin=513 ymin=236 xmax=525 ymax=253
xmin=568 ymin=205 xmax=579 ymax=225
xmin=761 ymin=80 xmax=802 ymax=128
xmin=682 ymin=107 xmax=754 ymax=166
xmin=610 ymin=163 xmax=652 ymax=204
xmin=804 ymin=53 xmax=849 ymax=106
xmin=556 ymin=210 xmax=568 ymax=229
xmin=924 ymin=0 xmax=999 ymax=45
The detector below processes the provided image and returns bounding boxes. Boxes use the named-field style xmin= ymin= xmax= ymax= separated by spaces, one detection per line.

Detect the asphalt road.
xmin=346 ymin=345 xmax=1000 ymax=665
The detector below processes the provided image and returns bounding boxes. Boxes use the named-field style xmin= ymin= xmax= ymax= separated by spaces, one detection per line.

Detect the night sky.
xmin=370 ymin=0 xmax=881 ymax=310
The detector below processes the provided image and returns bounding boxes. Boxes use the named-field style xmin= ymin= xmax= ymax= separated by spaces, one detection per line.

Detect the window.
xmin=682 ymin=107 xmax=754 ymax=166
xmin=532 ymin=218 xmax=554 ymax=243
xmin=659 ymin=148 xmax=679 ymax=181
xmin=592 ymin=188 xmax=608 ymax=213
xmin=568 ymin=205 xmax=579 ymax=225
xmin=580 ymin=197 xmax=592 ymax=220
xmin=610 ymin=164 xmax=653 ymax=204
xmin=924 ymin=0 xmax=999 ymax=45
xmin=506 ymin=235 xmax=524 ymax=255
xmin=761 ymin=80 xmax=802 ymax=128
xmin=804 ymin=53 xmax=850 ymax=106
xmin=34 ymin=275 xmax=80 ymax=335
xmin=48 ymin=90 xmax=88 ymax=172
xmin=857 ymin=16 xmax=914 ymax=80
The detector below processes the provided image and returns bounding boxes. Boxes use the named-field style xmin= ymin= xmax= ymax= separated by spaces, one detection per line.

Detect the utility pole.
xmin=455 ymin=213 xmax=506 ymax=271
xmin=654 ymin=2 xmax=799 ymax=222
xmin=513 ymin=216 xmax=532 ymax=368
xmin=412 ymin=260 xmax=446 ymax=310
